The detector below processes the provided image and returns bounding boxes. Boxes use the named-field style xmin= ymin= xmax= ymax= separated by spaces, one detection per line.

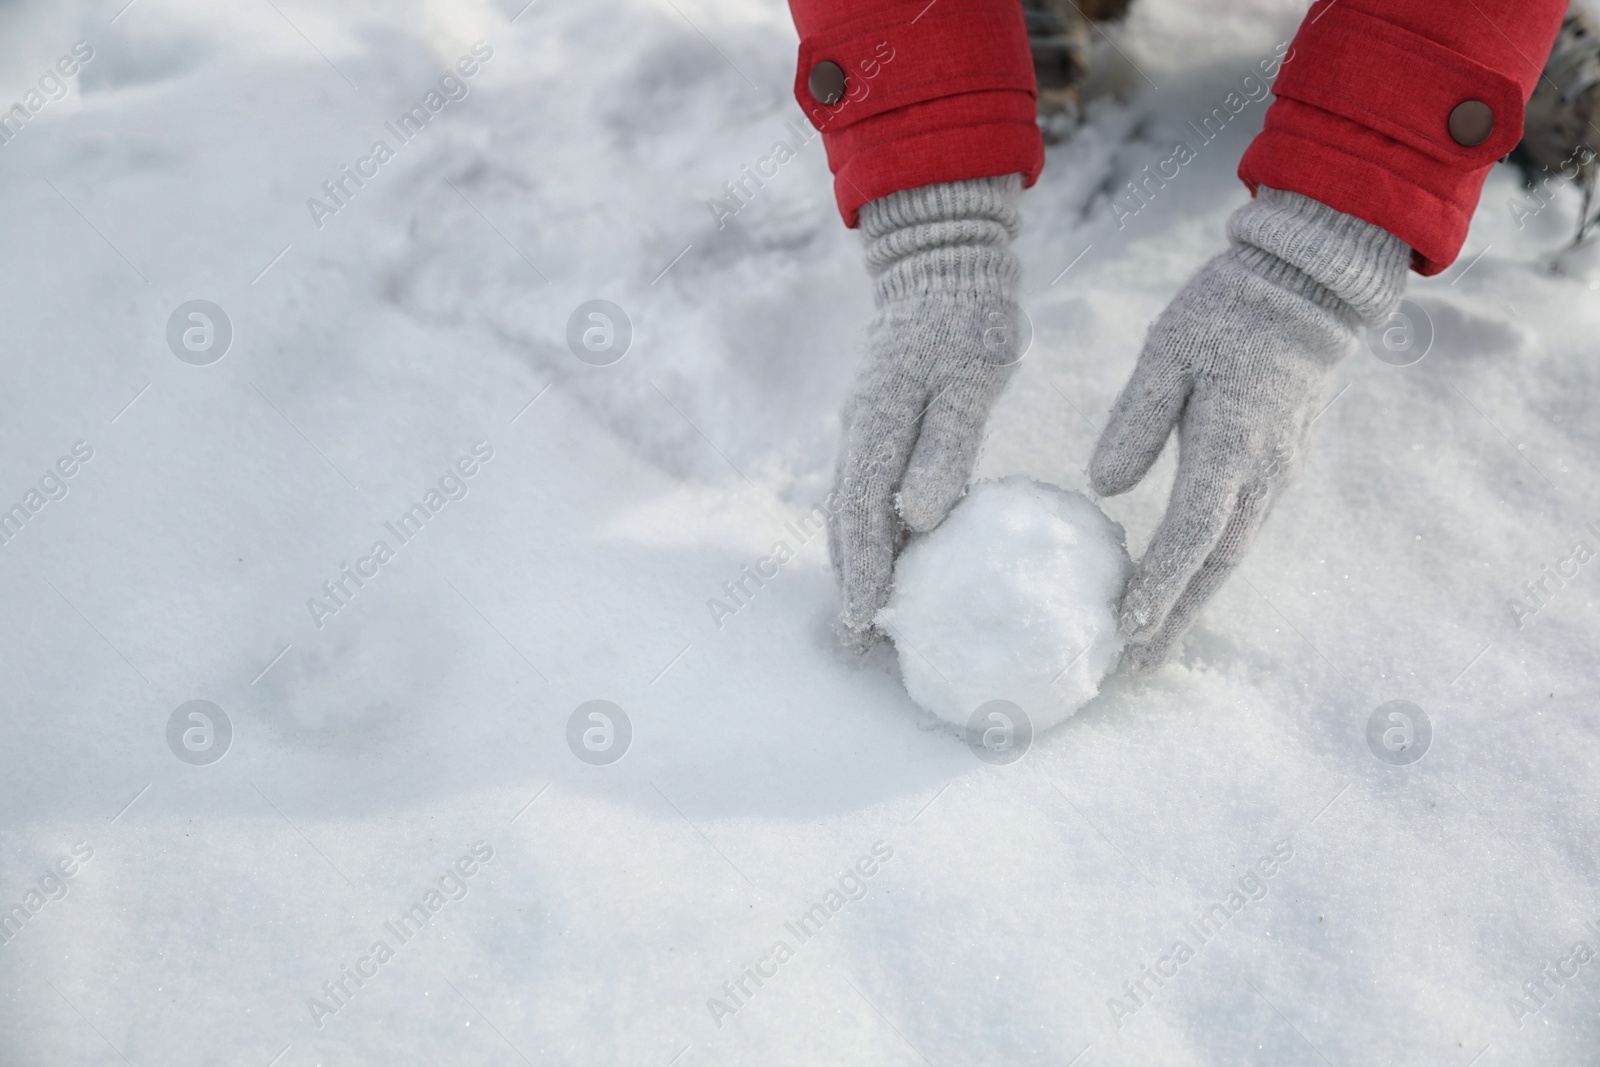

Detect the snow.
xmin=878 ymin=478 xmax=1130 ymax=733
xmin=4 ymin=0 xmax=1600 ymax=1064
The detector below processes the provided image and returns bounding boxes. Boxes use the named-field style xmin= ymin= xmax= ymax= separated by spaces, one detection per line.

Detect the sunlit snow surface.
xmin=3 ymin=0 xmax=1600 ymax=1064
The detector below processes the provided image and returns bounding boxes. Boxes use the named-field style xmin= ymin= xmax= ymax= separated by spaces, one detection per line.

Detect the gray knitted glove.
xmin=1091 ymin=187 xmax=1410 ymax=672
xmin=829 ymin=175 xmax=1025 ymax=653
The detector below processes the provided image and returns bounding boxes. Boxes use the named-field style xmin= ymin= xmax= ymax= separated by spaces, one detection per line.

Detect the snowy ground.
xmin=3 ymin=0 xmax=1600 ymax=1063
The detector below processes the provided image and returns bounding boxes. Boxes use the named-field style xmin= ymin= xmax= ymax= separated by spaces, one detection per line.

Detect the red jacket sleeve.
xmin=1239 ymin=0 xmax=1568 ymax=275
xmin=788 ymin=0 xmax=1044 ymax=227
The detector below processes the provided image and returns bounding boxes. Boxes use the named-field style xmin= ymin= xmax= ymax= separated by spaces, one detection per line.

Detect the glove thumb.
xmin=1089 ymin=355 xmax=1187 ymax=496
xmin=897 ymin=380 xmax=997 ymax=532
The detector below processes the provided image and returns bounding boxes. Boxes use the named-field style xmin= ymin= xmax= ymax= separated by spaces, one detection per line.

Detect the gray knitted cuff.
xmin=860 ymin=175 xmax=1023 ymax=306
xmin=1229 ymin=186 xmax=1411 ymax=324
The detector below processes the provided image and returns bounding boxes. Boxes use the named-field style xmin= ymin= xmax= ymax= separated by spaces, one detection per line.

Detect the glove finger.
xmin=1122 ymin=483 xmax=1274 ymax=673
xmin=828 ymin=382 xmax=926 ymax=645
xmin=826 ymin=400 xmax=860 ymax=594
xmin=1118 ymin=435 xmax=1238 ymax=644
xmin=1089 ymin=348 xmax=1188 ymax=496
xmin=897 ymin=372 xmax=1006 ymax=532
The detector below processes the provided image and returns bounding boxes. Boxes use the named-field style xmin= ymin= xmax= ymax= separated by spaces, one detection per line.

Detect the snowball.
xmin=877 ymin=477 xmax=1132 ymax=732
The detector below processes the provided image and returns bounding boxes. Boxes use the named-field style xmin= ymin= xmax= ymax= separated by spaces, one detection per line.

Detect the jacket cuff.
xmin=1237 ymin=0 xmax=1567 ymax=274
xmin=1239 ymin=121 xmax=1469 ymax=276
xmin=790 ymin=0 xmax=1044 ymax=227
xmin=1269 ymin=2 xmax=1525 ymax=169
